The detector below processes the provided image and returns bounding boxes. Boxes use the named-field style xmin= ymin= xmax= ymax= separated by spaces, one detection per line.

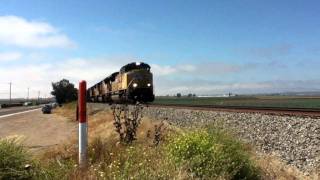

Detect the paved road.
xmin=0 ymin=106 xmax=41 ymax=117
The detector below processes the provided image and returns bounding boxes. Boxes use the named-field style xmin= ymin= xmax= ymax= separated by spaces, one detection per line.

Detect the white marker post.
xmin=78 ymin=80 xmax=87 ymax=168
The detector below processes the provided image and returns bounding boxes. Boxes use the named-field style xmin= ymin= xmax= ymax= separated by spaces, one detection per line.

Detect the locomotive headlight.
xmin=133 ymin=83 xmax=138 ymax=88
xmin=147 ymin=83 xmax=151 ymax=87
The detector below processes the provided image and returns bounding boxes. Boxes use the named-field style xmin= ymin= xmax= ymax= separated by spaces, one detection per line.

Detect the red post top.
xmin=78 ymin=80 xmax=87 ymax=123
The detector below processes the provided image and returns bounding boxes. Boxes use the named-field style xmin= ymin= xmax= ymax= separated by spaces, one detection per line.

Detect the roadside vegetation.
xmin=0 ymin=139 xmax=37 ymax=179
xmin=0 ymin=103 xmax=312 ymax=179
xmin=84 ymin=124 xmax=261 ymax=179
xmin=0 ymin=138 xmax=76 ymax=179
xmin=0 ymin=127 xmax=260 ymax=179
xmin=54 ymin=101 xmax=77 ymax=121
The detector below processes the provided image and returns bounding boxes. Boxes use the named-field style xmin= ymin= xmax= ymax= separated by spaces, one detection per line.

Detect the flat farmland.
xmin=153 ymin=96 xmax=320 ymax=109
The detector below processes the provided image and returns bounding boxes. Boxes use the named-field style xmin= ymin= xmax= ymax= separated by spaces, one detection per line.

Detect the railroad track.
xmin=147 ymin=104 xmax=320 ymax=118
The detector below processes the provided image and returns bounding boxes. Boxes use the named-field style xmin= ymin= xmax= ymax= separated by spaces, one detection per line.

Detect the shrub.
xmin=38 ymin=158 xmax=76 ymax=180
xmin=0 ymin=139 xmax=37 ymax=179
xmin=166 ymin=129 xmax=260 ymax=179
xmin=0 ymin=139 xmax=77 ymax=180
xmin=88 ymin=137 xmax=178 ymax=179
xmin=88 ymin=127 xmax=260 ymax=179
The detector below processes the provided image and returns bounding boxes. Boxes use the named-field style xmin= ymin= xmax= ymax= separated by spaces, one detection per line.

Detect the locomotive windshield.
xmin=120 ymin=62 xmax=150 ymax=73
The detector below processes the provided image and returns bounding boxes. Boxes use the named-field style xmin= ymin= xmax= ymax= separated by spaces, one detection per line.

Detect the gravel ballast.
xmin=143 ymin=106 xmax=320 ymax=173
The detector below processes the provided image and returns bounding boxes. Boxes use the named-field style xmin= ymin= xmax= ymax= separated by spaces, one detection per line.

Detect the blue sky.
xmin=0 ymin=0 xmax=320 ymax=98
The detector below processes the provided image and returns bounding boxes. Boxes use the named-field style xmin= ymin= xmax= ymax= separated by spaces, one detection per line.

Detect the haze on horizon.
xmin=0 ymin=0 xmax=319 ymax=98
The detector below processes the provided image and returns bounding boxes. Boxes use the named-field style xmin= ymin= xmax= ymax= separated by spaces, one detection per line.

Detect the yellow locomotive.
xmin=87 ymin=62 xmax=155 ymax=104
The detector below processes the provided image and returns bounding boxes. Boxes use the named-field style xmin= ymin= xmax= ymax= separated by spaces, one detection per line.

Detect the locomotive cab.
xmin=120 ymin=62 xmax=155 ymax=102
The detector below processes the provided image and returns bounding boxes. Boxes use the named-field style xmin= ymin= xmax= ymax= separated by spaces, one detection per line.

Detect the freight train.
xmin=87 ymin=62 xmax=155 ymax=104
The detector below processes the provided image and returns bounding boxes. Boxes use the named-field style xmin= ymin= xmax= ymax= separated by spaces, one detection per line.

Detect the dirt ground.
xmin=0 ymin=103 xmax=164 ymax=156
xmin=0 ymin=109 xmax=77 ymax=154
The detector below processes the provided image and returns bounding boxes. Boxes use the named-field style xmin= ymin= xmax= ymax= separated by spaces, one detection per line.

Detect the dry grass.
xmin=53 ymin=102 xmax=77 ymax=121
xmin=42 ymin=102 xmax=318 ymax=179
xmin=254 ymin=153 xmax=319 ymax=180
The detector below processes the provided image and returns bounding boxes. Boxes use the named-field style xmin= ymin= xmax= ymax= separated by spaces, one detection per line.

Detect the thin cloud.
xmin=151 ymin=64 xmax=177 ymax=76
xmin=1 ymin=57 xmax=318 ymax=98
xmin=0 ymin=16 xmax=75 ymax=48
xmin=0 ymin=56 xmax=136 ymax=98
xmin=154 ymin=77 xmax=320 ymax=95
xmin=0 ymin=52 xmax=22 ymax=62
xmin=151 ymin=62 xmax=256 ymax=77
xmin=237 ymin=44 xmax=292 ymax=60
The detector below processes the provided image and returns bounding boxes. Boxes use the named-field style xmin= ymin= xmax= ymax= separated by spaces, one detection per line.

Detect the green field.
xmin=153 ymin=96 xmax=320 ymax=109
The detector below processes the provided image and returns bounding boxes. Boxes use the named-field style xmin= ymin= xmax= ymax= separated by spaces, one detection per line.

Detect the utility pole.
xmin=9 ymin=82 xmax=12 ymax=104
xmin=27 ymin=88 xmax=29 ymax=101
xmin=38 ymin=91 xmax=40 ymax=104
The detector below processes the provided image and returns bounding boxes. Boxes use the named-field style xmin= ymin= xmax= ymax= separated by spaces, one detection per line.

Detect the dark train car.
xmin=88 ymin=62 xmax=154 ymax=104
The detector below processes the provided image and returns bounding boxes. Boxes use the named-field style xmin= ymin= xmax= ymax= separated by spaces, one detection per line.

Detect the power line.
xmin=0 ymin=82 xmax=51 ymax=100
xmin=27 ymin=87 xmax=30 ymax=100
